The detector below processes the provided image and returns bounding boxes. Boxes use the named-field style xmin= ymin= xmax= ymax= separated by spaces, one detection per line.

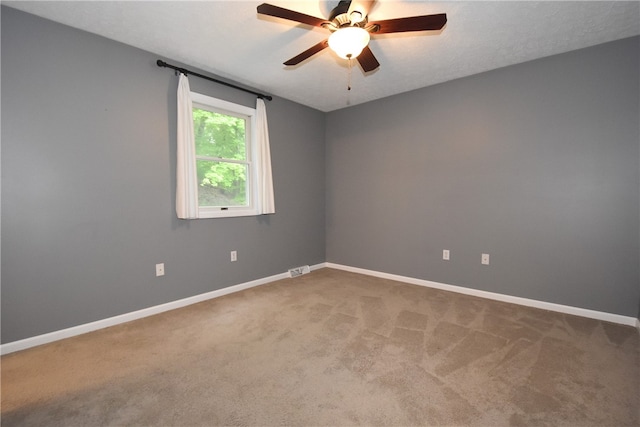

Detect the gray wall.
xmin=1 ymin=7 xmax=326 ymax=343
xmin=2 ymin=7 xmax=639 ymax=345
xmin=326 ymin=36 xmax=640 ymax=318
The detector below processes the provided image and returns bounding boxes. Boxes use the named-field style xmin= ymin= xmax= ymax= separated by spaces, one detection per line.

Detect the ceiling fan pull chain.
xmin=347 ymin=55 xmax=352 ymax=91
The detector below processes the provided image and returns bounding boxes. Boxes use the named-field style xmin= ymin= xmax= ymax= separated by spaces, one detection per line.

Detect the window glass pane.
xmin=193 ymin=108 xmax=246 ymax=161
xmin=196 ymin=159 xmax=248 ymax=207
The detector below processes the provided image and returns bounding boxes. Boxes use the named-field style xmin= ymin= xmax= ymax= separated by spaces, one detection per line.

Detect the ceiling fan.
xmin=256 ymin=0 xmax=447 ymax=73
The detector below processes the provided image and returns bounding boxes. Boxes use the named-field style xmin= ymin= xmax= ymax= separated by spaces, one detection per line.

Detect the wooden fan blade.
xmin=357 ymin=45 xmax=380 ymax=72
xmin=257 ymin=3 xmax=328 ymax=28
xmin=284 ymin=40 xmax=329 ymax=66
xmin=369 ymin=13 xmax=447 ymax=34
xmin=347 ymin=0 xmax=375 ymax=22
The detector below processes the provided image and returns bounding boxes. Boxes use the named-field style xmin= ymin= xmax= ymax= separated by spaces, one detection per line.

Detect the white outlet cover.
xmin=155 ymin=263 xmax=165 ymax=276
xmin=443 ymin=250 xmax=450 ymax=261
xmin=481 ymin=254 xmax=490 ymax=265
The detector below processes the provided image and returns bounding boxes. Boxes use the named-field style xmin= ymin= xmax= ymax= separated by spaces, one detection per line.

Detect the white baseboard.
xmin=325 ymin=263 xmax=639 ymax=328
xmin=1 ymin=263 xmax=325 ymax=355
xmin=2 ymin=262 xmax=636 ymax=355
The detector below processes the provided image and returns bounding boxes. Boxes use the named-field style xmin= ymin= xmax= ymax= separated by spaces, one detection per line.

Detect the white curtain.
xmin=176 ymin=73 xmax=199 ymax=219
xmin=256 ymin=98 xmax=275 ymax=214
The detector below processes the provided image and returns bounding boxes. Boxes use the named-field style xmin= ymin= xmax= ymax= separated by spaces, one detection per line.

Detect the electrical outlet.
xmin=155 ymin=263 xmax=165 ymax=276
xmin=443 ymin=249 xmax=450 ymax=261
xmin=230 ymin=251 xmax=237 ymax=262
xmin=481 ymin=254 xmax=490 ymax=265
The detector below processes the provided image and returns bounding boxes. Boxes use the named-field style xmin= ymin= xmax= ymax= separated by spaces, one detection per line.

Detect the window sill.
xmin=198 ymin=207 xmax=259 ymax=219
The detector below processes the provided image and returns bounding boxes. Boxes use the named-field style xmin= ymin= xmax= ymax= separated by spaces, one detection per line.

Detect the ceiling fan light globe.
xmin=328 ymin=27 xmax=370 ymax=59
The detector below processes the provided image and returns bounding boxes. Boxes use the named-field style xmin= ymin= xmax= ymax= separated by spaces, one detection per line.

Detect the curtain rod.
xmin=156 ymin=60 xmax=272 ymax=101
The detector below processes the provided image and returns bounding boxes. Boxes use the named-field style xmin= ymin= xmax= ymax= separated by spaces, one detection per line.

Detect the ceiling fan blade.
xmin=257 ymin=3 xmax=329 ymax=28
xmin=369 ymin=13 xmax=447 ymax=34
xmin=284 ymin=40 xmax=329 ymax=66
xmin=357 ymin=45 xmax=380 ymax=72
xmin=347 ymin=0 xmax=375 ymax=22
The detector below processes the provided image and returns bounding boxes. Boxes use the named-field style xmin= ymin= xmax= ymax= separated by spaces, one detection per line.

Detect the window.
xmin=191 ymin=93 xmax=259 ymax=218
xmin=176 ymin=74 xmax=274 ymax=219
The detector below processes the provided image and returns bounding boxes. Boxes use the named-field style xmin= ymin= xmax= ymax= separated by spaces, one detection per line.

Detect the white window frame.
xmin=191 ymin=92 xmax=259 ymax=218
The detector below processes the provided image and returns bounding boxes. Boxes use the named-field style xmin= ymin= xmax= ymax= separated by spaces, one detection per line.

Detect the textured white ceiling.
xmin=4 ymin=1 xmax=639 ymax=112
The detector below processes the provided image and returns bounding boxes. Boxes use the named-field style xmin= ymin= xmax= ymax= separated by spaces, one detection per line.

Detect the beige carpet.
xmin=1 ymin=268 xmax=638 ymax=426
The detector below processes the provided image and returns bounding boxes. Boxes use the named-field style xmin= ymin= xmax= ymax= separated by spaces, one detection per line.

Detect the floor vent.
xmin=288 ymin=265 xmax=311 ymax=278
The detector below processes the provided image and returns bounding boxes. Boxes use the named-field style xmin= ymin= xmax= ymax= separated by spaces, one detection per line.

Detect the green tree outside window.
xmin=193 ymin=107 xmax=249 ymax=207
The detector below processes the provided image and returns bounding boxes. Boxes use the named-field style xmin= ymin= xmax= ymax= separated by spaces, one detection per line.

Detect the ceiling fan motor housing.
xmin=329 ymin=0 xmax=368 ymax=28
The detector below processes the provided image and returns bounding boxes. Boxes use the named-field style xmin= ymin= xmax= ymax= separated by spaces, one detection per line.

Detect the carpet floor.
xmin=1 ymin=268 xmax=638 ymax=426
